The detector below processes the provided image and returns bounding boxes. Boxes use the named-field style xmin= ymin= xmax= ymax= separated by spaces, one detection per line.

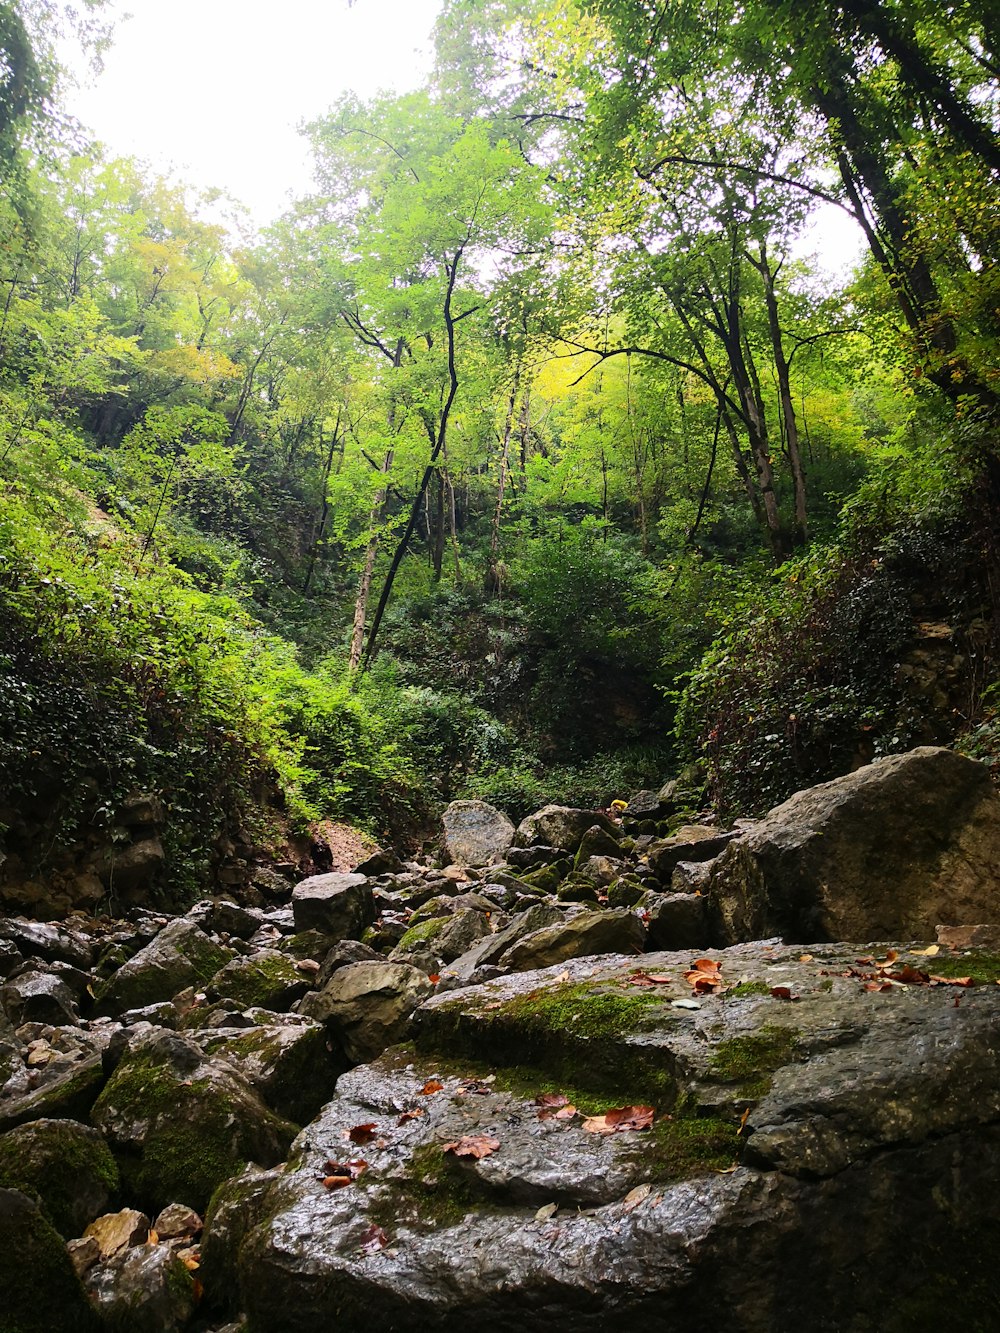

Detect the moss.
xmin=623 ymin=1114 xmax=740 ymax=1182
xmin=363 ymin=1141 xmax=498 ymax=1234
xmin=0 ymin=1190 xmax=98 ymax=1332
xmin=396 ymin=916 xmax=447 ymax=951
xmin=0 ymin=1120 xmax=118 ymax=1238
xmin=209 ymin=952 xmax=303 ymax=1008
xmin=924 ymin=951 xmax=1000 ymax=984
xmin=91 ymin=1049 xmax=295 ymax=1214
xmin=709 ymin=1024 xmax=800 ymax=1097
xmin=724 ymin=981 xmax=773 ymax=999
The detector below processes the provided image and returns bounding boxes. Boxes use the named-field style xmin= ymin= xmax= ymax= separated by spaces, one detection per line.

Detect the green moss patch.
xmin=396 ymin=916 xmax=448 ymax=951
xmin=0 ymin=1120 xmax=118 ymax=1238
xmin=709 ymin=1025 xmax=800 ymax=1098
xmin=925 ymin=951 xmax=1000 ymax=984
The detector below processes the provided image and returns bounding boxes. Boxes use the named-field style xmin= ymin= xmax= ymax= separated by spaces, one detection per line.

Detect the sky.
xmin=61 ymin=0 xmax=863 ymax=273
xmin=62 ymin=0 xmax=443 ymax=223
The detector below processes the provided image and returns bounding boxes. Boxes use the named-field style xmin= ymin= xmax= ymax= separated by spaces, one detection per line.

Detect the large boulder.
xmin=708 ymin=746 xmax=1000 ymax=944
xmin=196 ymin=1017 xmax=344 ymax=1124
xmin=0 ymin=1188 xmax=98 ymax=1332
xmin=87 ymin=1242 xmax=198 ymax=1333
xmin=442 ymin=800 xmax=516 ymax=867
xmin=90 ymin=1028 xmax=296 ymax=1214
xmin=498 ymin=909 xmax=646 ymax=972
xmin=94 ymin=919 xmax=232 ymax=1015
xmin=0 ymin=1118 xmax=118 ymax=1237
xmin=299 ymin=961 xmax=433 ymax=1063
xmin=206 ymin=950 xmax=310 ymax=1011
xmin=291 ymin=872 xmax=374 ymax=939
xmin=223 ymin=941 xmax=1000 ymax=1330
xmin=513 ymin=805 xmax=619 ymax=854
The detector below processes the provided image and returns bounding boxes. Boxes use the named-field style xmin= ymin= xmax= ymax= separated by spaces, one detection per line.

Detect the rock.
xmin=671 ymin=860 xmax=715 ymax=894
xmin=187 ymin=899 xmax=263 ymax=940
xmin=0 ymin=1118 xmax=118 ymax=1237
xmin=207 ymin=950 xmax=309 ymax=1011
xmin=392 ymin=908 xmax=494 ymax=965
xmin=0 ymin=919 xmax=95 ymax=969
xmin=195 ymin=1018 xmax=344 ymax=1124
xmin=90 ymin=1028 xmax=296 ymax=1213
xmin=94 ymin=919 xmax=233 ymax=1016
xmin=441 ymin=800 xmax=516 ymax=868
xmin=574 ymin=825 xmax=623 ymax=865
xmin=232 ymin=941 xmax=1000 ymax=1330
xmin=200 ymin=1165 xmax=284 ymax=1313
xmin=407 ymin=891 xmax=498 ymax=925
xmin=624 ymin=790 xmax=665 ymax=819
xmin=708 ymin=747 xmax=1000 ymax=944
xmin=642 ymin=892 xmax=710 ymax=951
xmin=299 ymin=961 xmax=433 ymax=1064
xmin=84 ymin=1207 xmax=150 ymax=1259
xmin=442 ymin=902 xmax=568 ymax=983
xmin=0 ymin=1044 xmax=107 ymax=1132
xmin=499 ymin=909 xmax=647 ymax=972
xmin=645 ymin=826 xmax=735 ymax=881
xmin=315 ymin=939 xmax=384 ymax=987
xmin=88 ymin=1242 xmax=197 ymax=1333
xmin=67 ymin=1234 xmax=101 ymax=1277
xmin=936 ymin=923 xmax=1000 ymax=949
xmin=514 ymin=805 xmax=619 ymax=853
xmin=0 ymin=1188 xmax=98 ymax=1331
xmin=97 ymin=837 xmax=166 ymax=893
xmin=556 ymin=879 xmax=601 ymax=904
xmin=119 ymin=792 xmax=165 ymax=827
xmin=152 ymin=1202 xmax=202 ymax=1241
xmin=291 ymin=872 xmax=374 ymax=939
xmin=506 ymin=845 xmax=563 ymax=870
xmin=1 ymin=969 xmax=80 ymax=1027
xmin=575 ymin=855 xmax=627 ymax=888
xmin=353 ymin=847 xmax=405 ymax=876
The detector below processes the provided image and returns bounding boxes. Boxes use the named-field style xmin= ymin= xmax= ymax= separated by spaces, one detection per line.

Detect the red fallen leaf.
xmin=397 ymin=1108 xmax=425 ymax=1125
xmin=538 ymin=1103 xmax=577 ymax=1121
xmin=885 ymin=965 xmax=931 ymax=985
xmin=321 ymin=1158 xmax=368 ymax=1188
xmin=348 ymin=1123 xmax=378 ymax=1144
xmin=929 ymin=974 xmax=975 ymax=987
xmin=419 ymin=1080 xmax=444 ymax=1095
xmin=428 ymin=974 xmax=441 ymax=985
xmin=628 ymin=970 xmax=673 ymax=987
xmin=360 ymin=1223 xmax=391 ymax=1255
xmin=770 ymin=986 xmax=798 ymax=1001
xmin=535 ymin=1094 xmax=569 ymax=1108
xmin=442 ymin=1135 xmax=500 ymax=1159
xmin=684 ymin=958 xmax=725 ymax=993
xmin=863 ymin=981 xmax=894 ymax=992
xmin=690 ymin=958 xmax=722 ymax=974
xmin=880 ymin=949 xmax=899 ymax=966
xmin=582 ymin=1104 xmax=655 ymax=1134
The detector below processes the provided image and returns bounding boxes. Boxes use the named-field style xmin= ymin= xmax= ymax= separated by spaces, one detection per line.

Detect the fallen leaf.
xmin=321 ymin=1159 xmax=368 ymax=1188
xmin=554 ymin=969 xmax=571 ymax=983
xmin=360 ymin=1223 xmax=391 ymax=1255
xmin=911 ymin=945 xmax=940 ymax=956
xmin=442 ymin=1135 xmax=500 ymax=1159
xmin=628 ymin=970 xmax=673 ymax=987
xmin=428 ymin=974 xmax=441 ymax=985
xmin=863 ymin=981 xmax=894 ymax=992
xmin=929 ymin=974 xmax=974 ymax=987
xmin=738 ymin=1107 xmax=751 ymax=1135
xmin=146 ymin=1229 xmax=159 ymax=1246
xmin=534 ymin=1202 xmax=559 ymax=1221
xmin=348 ymin=1123 xmax=378 ymax=1145
xmin=419 ymin=1079 xmax=444 ymax=1095
xmin=535 ymin=1093 xmax=569 ymax=1109
xmin=582 ymin=1104 xmax=655 ymax=1135
xmin=458 ymin=1078 xmax=493 ymax=1095
xmin=769 ymin=986 xmax=798 ymax=1001
xmin=622 ymin=1183 xmax=652 ymax=1211
xmin=798 ymin=954 xmax=814 ymax=963
xmin=683 ymin=958 xmax=725 ymax=993
xmin=885 ymin=965 xmax=931 ymax=985
xmin=180 ymin=1254 xmax=200 ymax=1271
xmin=397 ymin=1109 xmax=425 ymax=1125
xmin=538 ymin=1101 xmax=577 ymax=1121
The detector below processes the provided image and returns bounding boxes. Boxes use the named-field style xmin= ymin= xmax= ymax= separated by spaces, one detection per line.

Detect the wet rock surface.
xmin=1 ymin=747 xmax=999 ymax=1328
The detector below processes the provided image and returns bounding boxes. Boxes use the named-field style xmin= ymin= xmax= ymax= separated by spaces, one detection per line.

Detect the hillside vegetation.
xmin=1 ymin=0 xmax=998 ymax=907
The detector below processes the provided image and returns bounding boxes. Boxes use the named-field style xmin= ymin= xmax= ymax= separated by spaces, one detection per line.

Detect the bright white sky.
xmin=62 ymin=0 xmax=863 ymax=272
xmin=63 ymin=0 xmax=443 ymax=223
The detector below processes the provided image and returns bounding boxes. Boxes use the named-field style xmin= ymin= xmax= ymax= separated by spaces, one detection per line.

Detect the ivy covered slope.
xmin=1 ymin=0 xmax=1000 ymax=912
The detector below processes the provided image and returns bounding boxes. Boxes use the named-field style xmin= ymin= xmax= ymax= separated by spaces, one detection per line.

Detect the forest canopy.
xmin=0 ymin=0 xmax=997 ymax=899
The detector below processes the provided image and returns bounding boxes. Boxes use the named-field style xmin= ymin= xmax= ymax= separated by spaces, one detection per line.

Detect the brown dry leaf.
xmin=880 ymin=949 xmax=899 ymax=966
xmin=360 ymin=1223 xmax=391 ymax=1255
xmin=769 ymin=986 xmax=798 ymax=1001
xmin=397 ymin=1108 xmax=425 ymax=1125
xmin=885 ymin=965 xmax=931 ymax=985
xmin=419 ymin=1079 xmax=444 ymax=1096
xmin=442 ymin=1135 xmax=500 ymax=1160
xmin=683 ymin=958 xmax=725 ymax=993
xmin=146 ymin=1229 xmax=159 ymax=1246
xmin=798 ymin=954 xmax=814 ymax=963
xmin=181 ymin=1254 xmax=200 ymax=1271
xmin=929 ymin=974 xmax=975 ymax=987
xmin=321 ymin=1158 xmax=368 ymax=1189
xmin=348 ymin=1122 xmax=378 ymax=1145
xmin=535 ymin=1093 xmax=569 ymax=1109
xmin=628 ymin=970 xmax=673 ymax=987
xmin=554 ymin=969 xmax=571 ymax=983
xmin=863 ymin=981 xmax=893 ymax=992
xmin=534 ymin=1202 xmax=559 ymax=1221
xmin=738 ymin=1107 xmax=751 ymax=1135
xmin=538 ymin=1102 xmax=577 ymax=1122
xmin=582 ymin=1104 xmax=655 ymax=1135
xmin=622 ymin=1183 xmax=652 ymax=1212
xmin=911 ymin=945 xmax=940 ymax=957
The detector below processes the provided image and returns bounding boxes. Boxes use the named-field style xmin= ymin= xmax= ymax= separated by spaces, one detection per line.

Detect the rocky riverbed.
xmin=3 ymin=746 xmax=1000 ymax=1330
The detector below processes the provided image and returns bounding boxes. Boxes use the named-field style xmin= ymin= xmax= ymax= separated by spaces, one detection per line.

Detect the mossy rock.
xmin=708 ymin=1024 xmax=800 ymax=1097
xmin=395 ymin=916 xmax=448 ymax=952
xmin=0 ymin=1118 xmax=118 ymax=1238
xmin=206 ymin=950 xmax=308 ymax=1011
xmin=0 ymin=1055 xmax=107 ymax=1134
xmin=94 ymin=920 xmax=233 ymax=1016
xmin=0 ymin=1188 xmax=98 ymax=1333
xmin=91 ymin=1031 xmax=296 ymax=1215
xmin=200 ymin=1022 xmax=343 ymax=1124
